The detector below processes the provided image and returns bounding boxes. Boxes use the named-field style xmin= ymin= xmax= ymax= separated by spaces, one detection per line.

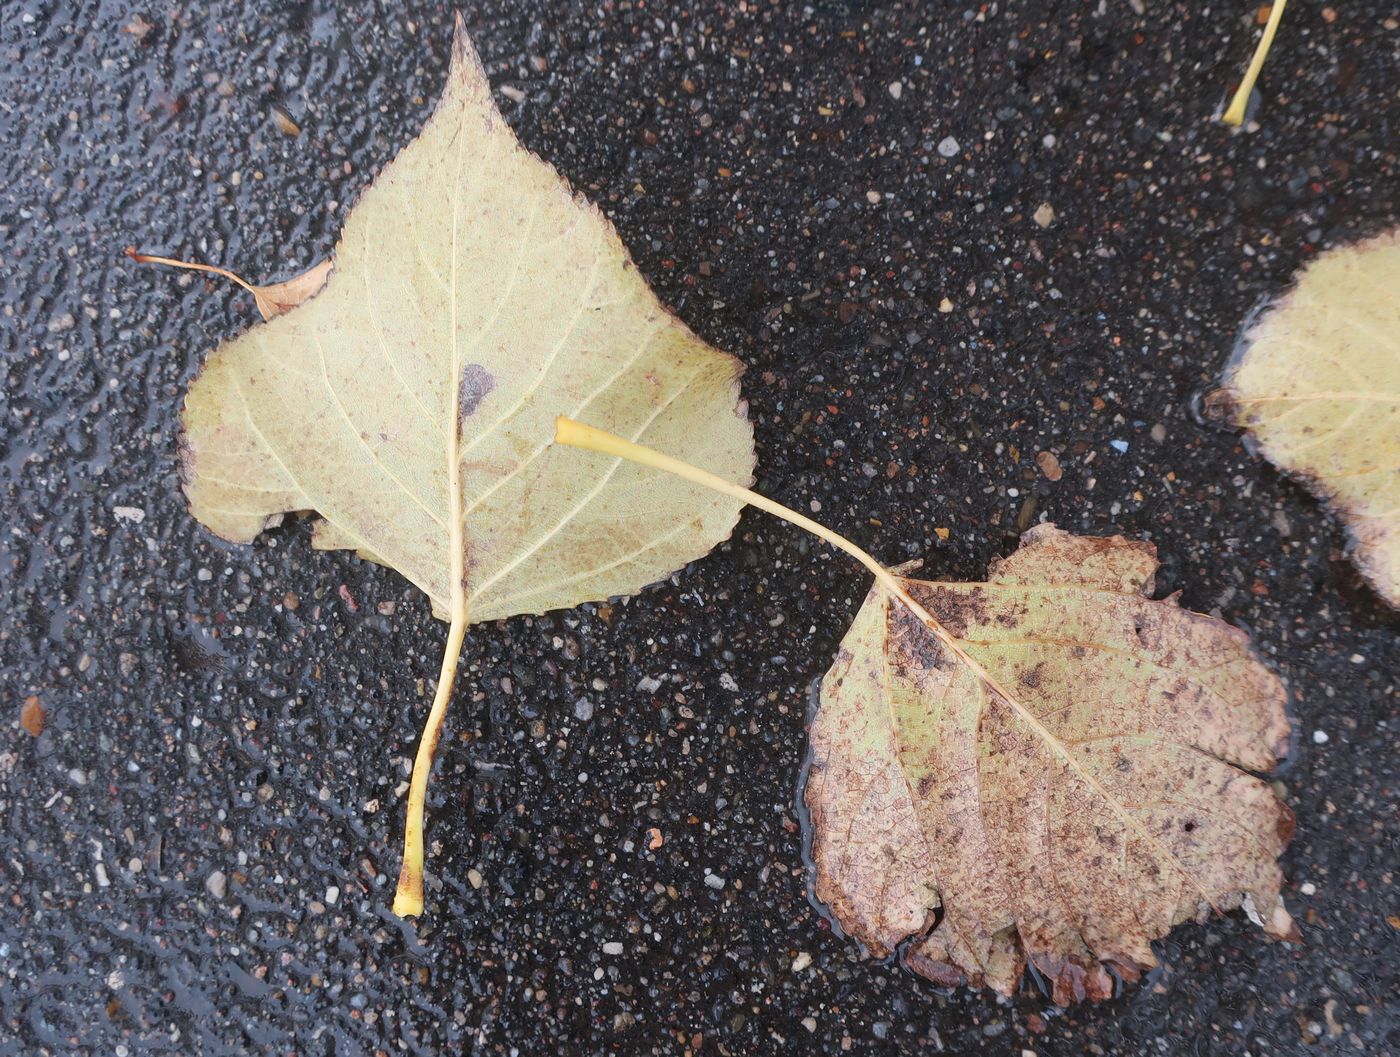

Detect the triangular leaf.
xmin=180 ymin=21 xmax=754 ymax=625
xmin=175 ymin=20 xmax=755 ymax=916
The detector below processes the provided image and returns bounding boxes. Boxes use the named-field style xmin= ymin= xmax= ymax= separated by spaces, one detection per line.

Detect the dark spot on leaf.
xmin=887 ymin=603 xmax=947 ymax=672
xmin=910 ymin=584 xmax=990 ymax=638
xmin=458 ymin=363 xmax=496 ymax=421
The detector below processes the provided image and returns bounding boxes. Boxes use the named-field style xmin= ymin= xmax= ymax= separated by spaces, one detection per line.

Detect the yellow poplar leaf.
xmin=180 ymin=21 xmax=753 ymax=623
xmin=1219 ymin=229 xmax=1400 ymax=607
xmin=805 ymin=525 xmax=1295 ymax=1005
xmin=176 ymin=18 xmax=754 ymax=917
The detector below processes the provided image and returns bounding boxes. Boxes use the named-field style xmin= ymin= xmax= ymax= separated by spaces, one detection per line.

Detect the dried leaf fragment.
xmin=270 ymin=106 xmax=302 ymax=137
xmin=1219 ymin=229 xmax=1400 ymax=607
xmin=805 ymin=524 xmax=1295 ymax=1004
xmin=20 ymin=695 xmax=44 ymax=737
xmin=249 ymin=259 xmax=332 ymax=319
xmin=124 ymin=249 xmax=330 ymax=322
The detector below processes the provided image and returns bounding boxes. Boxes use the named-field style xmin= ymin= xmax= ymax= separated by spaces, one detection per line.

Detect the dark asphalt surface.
xmin=2 ymin=2 xmax=1396 ymax=1055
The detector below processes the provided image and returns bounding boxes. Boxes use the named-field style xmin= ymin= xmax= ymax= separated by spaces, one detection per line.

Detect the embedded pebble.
xmin=936 ymin=136 xmax=960 ymax=158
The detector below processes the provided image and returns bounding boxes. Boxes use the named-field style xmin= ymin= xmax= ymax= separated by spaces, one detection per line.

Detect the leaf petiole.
xmin=125 ymin=248 xmax=331 ymax=320
xmin=393 ymin=609 xmax=468 ymax=917
xmin=125 ymin=246 xmax=263 ymax=297
xmin=1222 ymin=0 xmax=1288 ymax=127
xmin=554 ymin=418 xmax=988 ymax=683
xmin=553 ymin=416 xmax=1229 ymax=915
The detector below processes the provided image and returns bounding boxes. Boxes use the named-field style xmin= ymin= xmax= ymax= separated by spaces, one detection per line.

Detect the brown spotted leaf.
xmin=180 ymin=20 xmax=754 ymax=624
xmin=805 ymin=524 xmax=1295 ymax=1004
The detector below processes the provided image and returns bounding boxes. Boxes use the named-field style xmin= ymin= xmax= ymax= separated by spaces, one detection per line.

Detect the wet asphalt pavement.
xmin=1 ymin=2 xmax=1397 ymax=1055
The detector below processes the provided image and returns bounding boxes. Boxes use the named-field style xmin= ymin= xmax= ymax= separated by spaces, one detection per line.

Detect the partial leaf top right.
xmin=1220 ymin=229 xmax=1400 ymax=607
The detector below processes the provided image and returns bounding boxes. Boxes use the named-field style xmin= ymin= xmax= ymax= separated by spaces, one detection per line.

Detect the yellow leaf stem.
xmin=1222 ymin=0 xmax=1288 ymax=126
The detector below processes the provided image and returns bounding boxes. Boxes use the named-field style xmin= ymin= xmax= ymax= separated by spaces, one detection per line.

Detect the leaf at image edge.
xmin=1222 ymin=228 xmax=1400 ymax=608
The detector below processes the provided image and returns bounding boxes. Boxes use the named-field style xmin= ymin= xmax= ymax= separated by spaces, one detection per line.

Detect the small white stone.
xmin=937 ymin=136 xmax=960 ymax=158
xmin=206 ymin=869 xmax=227 ymax=899
xmin=792 ymin=951 xmax=813 ymax=972
xmin=325 ymin=885 xmax=340 ymax=905
xmin=1032 ymin=202 xmax=1055 ymax=228
xmin=704 ymin=873 xmax=725 ymax=890
xmin=719 ymin=673 xmax=739 ymax=692
xmin=1300 ymin=881 xmax=1317 ymax=895
xmin=113 ymin=505 xmax=145 ymax=524
xmin=467 ymin=868 xmax=483 ymax=890
xmin=887 ymin=81 xmax=902 ymax=100
xmin=602 ymin=941 xmax=624 ymax=955
xmin=1312 ymin=730 xmax=1329 ymax=744
xmin=636 ymin=675 xmax=663 ymax=693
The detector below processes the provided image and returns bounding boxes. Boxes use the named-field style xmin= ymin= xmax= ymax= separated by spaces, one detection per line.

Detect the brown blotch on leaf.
xmin=909 ymin=583 xmax=989 ymax=638
xmin=457 ymin=363 xmax=497 ymax=422
xmin=886 ymin=598 xmax=947 ymax=671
